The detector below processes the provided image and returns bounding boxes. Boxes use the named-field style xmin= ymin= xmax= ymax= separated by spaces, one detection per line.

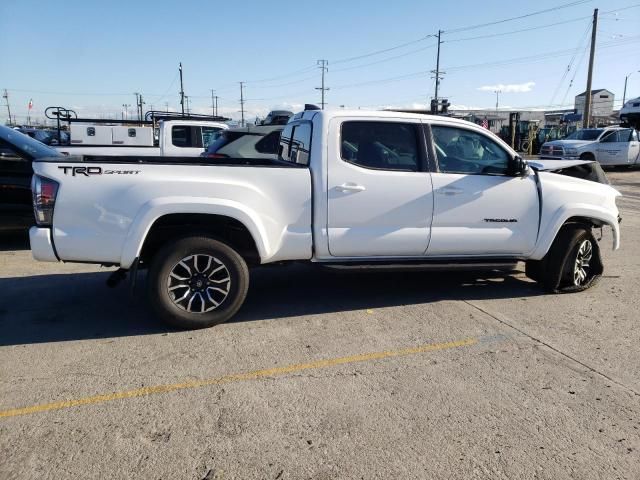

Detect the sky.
xmin=1 ymin=0 xmax=639 ymax=124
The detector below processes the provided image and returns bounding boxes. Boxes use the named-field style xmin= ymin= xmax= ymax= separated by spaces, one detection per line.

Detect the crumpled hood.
xmin=528 ymin=159 xmax=611 ymax=186
xmin=543 ymin=139 xmax=593 ymax=149
xmin=528 ymin=159 xmax=594 ymax=171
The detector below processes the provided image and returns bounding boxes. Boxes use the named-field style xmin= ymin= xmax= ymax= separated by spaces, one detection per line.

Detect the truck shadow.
xmin=0 ymin=230 xmax=30 ymax=252
xmin=0 ymin=263 xmax=545 ymax=346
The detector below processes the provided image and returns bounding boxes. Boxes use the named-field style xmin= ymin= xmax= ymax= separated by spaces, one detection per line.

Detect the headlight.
xmin=564 ymin=148 xmax=578 ymax=155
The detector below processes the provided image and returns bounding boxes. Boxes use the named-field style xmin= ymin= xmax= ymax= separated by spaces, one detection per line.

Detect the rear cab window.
xmin=279 ymin=121 xmax=312 ymax=165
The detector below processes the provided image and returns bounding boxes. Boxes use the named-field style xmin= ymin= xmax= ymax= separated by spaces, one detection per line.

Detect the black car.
xmin=0 ymin=125 xmax=62 ymax=231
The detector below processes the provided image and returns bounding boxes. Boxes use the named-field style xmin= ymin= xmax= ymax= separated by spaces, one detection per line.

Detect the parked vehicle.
xmin=539 ymin=126 xmax=640 ymax=166
xmin=201 ymin=125 xmax=283 ymax=159
xmin=55 ymin=120 xmax=228 ymax=157
xmin=260 ymin=110 xmax=293 ymax=126
xmin=0 ymin=125 xmax=62 ymax=231
xmin=30 ymin=108 xmax=621 ymax=329
xmin=620 ymin=96 xmax=640 ymax=129
xmin=17 ymin=128 xmax=70 ymax=146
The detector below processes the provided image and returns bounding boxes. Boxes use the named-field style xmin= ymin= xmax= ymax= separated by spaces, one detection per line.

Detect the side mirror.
xmin=510 ymin=155 xmax=527 ymax=176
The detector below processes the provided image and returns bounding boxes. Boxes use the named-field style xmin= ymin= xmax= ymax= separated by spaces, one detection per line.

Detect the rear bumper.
xmin=29 ymin=227 xmax=59 ymax=262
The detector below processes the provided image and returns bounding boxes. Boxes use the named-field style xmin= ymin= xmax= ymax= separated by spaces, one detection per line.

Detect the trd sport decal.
xmin=58 ymin=166 xmax=140 ymax=176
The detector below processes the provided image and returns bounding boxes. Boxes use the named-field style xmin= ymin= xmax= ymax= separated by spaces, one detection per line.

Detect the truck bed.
xmin=32 ymin=156 xmax=313 ymax=267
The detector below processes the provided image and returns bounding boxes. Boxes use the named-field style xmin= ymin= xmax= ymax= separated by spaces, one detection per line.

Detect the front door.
xmin=327 ymin=119 xmax=433 ymax=257
xmin=427 ymin=124 xmax=539 ymax=256
xmin=597 ymin=129 xmax=634 ymax=165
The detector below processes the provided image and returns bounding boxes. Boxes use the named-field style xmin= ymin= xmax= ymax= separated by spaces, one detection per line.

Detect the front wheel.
xmin=530 ymin=225 xmax=602 ymax=293
xmin=147 ymin=236 xmax=249 ymax=329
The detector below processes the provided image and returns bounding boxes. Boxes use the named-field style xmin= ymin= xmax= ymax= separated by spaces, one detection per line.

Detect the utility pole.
xmin=583 ymin=8 xmax=598 ymax=128
xmin=179 ymin=62 xmax=185 ymax=116
xmin=122 ymin=104 xmax=130 ymax=120
xmin=210 ymin=89 xmax=216 ymax=117
xmin=185 ymin=96 xmax=190 ymax=115
xmin=214 ymin=95 xmax=219 ymax=117
xmin=432 ymin=30 xmax=443 ymax=102
xmin=164 ymin=102 xmax=169 ymax=112
xmin=494 ymin=90 xmax=501 ymax=112
xmin=135 ymin=93 xmax=145 ymax=121
xmin=315 ymin=60 xmax=329 ymax=109
xmin=623 ymin=70 xmax=639 ymax=105
xmin=239 ymin=82 xmax=246 ymax=127
xmin=2 ymin=89 xmax=12 ymax=125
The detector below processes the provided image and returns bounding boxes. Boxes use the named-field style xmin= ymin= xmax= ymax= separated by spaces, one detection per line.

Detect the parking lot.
xmin=0 ymin=169 xmax=638 ymax=479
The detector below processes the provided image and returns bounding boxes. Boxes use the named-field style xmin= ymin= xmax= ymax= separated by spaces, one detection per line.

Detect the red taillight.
xmin=31 ymin=175 xmax=59 ymax=227
xmin=206 ymin=153 xmax=229 ymax=159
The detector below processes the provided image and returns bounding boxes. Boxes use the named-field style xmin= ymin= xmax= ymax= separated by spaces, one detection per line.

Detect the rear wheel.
xmin=530 ymin=225 xmax=602 ymax=293
xmin=147 ymin=236 xmax=249 ymax=329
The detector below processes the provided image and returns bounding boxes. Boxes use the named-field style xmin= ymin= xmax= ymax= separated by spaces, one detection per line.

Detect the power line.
xmin=331 ymin=43 xmax=437 ymax=73
xmin=443 ymin=0 xmax=592 ymax=34
xmin=548 ymin=21 xmax=592 ymax=107
xmin=445 ymin=15 xmax=591 ymax=43
xmin=332 ymin=35 xmax=434 ymax=64
xmin=244 ymin=65 xmax=317 ymax=84
xmin=330 ymin=34 xmax=640 ymax=92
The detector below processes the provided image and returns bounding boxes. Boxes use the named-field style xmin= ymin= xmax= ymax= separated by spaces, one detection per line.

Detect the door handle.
xmin=437 ymin=187 xmax=463 ymax=196
xmin=336 ymin=183 xmax=366 ymax=192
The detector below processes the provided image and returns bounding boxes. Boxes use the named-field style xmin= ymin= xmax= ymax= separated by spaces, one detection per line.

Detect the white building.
xmin=575 ymin=89 xmax=615 ymax=118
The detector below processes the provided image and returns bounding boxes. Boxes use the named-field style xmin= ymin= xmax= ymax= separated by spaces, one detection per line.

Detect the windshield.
xmin=564 ymin=129 xmax=604 ymax=141
xmin=0 ymin=125 xmax=60 ymax=159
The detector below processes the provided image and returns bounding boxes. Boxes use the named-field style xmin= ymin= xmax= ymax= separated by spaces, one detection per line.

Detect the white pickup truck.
xmin=30 ymin=108 xmax=622 ymax=329
xmin=539 ymin=126 xmax=640 ymax=166
xmin=55 ymin=120 xmax=228 ymax=157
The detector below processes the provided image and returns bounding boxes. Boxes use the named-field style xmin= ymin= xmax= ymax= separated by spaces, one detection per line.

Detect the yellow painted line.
xmin=0 ymin=337 xmax=477 ymax=419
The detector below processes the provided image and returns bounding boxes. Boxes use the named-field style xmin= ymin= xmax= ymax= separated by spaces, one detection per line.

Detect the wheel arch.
xmin=531 ymin=208 xmax=620 ymax=260
xmin=120 ymin=198 xmax=269 ymax=268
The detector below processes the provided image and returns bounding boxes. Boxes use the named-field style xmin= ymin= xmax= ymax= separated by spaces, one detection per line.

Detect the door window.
xmin=431 ymin=125 xmax=510 ymax=175
xmin=600 ymin=130 xmax=632 ymax=143
xmin=340 ymin=121 xmax=419 ymax=171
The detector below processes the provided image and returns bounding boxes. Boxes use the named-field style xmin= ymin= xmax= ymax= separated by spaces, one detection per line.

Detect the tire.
xmin=579 ymin=152 xmax=595 ymax=161
xmin=147 ymin=236 xmax=249 ymax=329
xmin=536 ymin=225 xmax=602 ymax=293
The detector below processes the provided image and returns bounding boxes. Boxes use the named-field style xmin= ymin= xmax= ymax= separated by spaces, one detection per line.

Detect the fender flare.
xmin=530 ymin=204 xmax=620 ymax=260
xmin=119 ymin=196 xmax=270 ymax=269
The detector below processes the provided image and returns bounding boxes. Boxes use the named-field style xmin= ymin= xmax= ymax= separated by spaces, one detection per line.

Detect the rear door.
xmin=427 ymin=123 xmax=539 ymax=256
xmin=326 ymin=118 xmax=433 ymax=257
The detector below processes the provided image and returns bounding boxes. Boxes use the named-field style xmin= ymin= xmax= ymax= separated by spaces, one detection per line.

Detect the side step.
xmin=321 ymin=261 xmax=520 ymax=273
